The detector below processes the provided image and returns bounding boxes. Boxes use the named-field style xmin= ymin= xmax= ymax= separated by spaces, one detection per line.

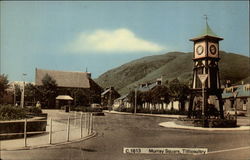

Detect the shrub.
xmin=72 ymin=106 xmax=103 ymax=112
xmin=0 ymin=105 xmax=26 ymax=121
xmin=25 ymin=106 xmax=42 ymax=115
xmin=193 ymin=119 xmax=237 ymax=128
xmin=0 ymin=105 xmax=43 ymax=121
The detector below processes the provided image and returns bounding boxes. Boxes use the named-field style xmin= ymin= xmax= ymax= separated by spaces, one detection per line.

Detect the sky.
xmin=0 ymin=1 xmax=249 ymax=82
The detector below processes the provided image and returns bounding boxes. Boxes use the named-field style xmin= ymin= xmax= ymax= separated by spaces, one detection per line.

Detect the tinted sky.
xmin=1 ymin=1 xmax=249 ymax=82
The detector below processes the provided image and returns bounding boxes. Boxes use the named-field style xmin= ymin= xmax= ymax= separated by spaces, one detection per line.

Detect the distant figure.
xmin=36 ymin=101 xmax=41 ymax=108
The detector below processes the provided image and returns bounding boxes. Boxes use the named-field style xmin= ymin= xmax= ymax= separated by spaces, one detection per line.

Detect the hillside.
xmin=95 ymin=51 xmax=250 ymax=95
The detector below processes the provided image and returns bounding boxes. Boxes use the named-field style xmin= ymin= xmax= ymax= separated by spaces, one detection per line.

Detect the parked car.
xmin=91 ymin=103 xmax=104 ymax=114
xmin=91 ymin=103 xmax=102 ymax=108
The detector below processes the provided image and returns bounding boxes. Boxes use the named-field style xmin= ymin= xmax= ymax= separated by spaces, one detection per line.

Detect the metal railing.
xmin=44 ymin=112 xmax=94 ymax=145
xmin=1 ymin=112 xmax=94 ymax=148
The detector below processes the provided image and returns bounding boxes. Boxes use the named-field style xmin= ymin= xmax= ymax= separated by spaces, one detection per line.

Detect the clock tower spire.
xmin=204 ymin=14 xmax=208 ymax=25
xmin=188 ymin=19 xmax=224 ymax=120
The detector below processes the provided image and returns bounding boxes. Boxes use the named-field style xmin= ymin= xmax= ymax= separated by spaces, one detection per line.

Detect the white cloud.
xmin=66 ymin=28 xmax=165 ymax=54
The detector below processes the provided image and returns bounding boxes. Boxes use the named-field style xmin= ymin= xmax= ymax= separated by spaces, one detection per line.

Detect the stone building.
xmin=35 ymin=68 xmax=103 ymax=108
xmin=222 ymin=84 xmax=250 ymax=116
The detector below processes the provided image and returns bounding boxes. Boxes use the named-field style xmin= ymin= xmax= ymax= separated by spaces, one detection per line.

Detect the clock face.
xmin=194 ymin=42 xmax=206 ymax=59
xmin=196 ymin=45 xmax=204 ymax=55
xmin=208 ymin=42 xmax=219 ymax=57
xmin=209 ymin=45 xmax=217 ymax=55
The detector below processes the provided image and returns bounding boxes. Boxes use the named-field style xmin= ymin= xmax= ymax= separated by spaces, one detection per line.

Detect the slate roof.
xmin=35 ymin=68 xmax=90 ymax=88
xmin=222 ymin=84 xmax=250 ymax=99
xmin=138 ymin=82 xmax=159 ymax=92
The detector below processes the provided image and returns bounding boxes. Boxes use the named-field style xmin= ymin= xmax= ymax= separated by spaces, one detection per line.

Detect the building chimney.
xmin=87 ymin=72 xmax=91 ymax=79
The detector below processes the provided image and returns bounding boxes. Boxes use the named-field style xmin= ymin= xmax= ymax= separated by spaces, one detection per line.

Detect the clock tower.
xmin=188 ymin=20 xmax=224 ymax=119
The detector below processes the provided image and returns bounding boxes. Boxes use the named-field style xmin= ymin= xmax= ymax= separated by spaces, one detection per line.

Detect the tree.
xmin=127 ymin=90 xmax=143 ymax=109
xmin=65 ymin=88 xmax=89 ymax=106
xmin=140 ymin=91 xmax=152 ymax=104
xmin=150 ymin=85 xmax=170 ymax=104
xmin=25 ymin=83 xmax=37 ymax=106
xmin=168 ymin=78 xmax=190 ymax=111
xmin=0 ymin=74 xmax=9 ymax=97
xmin=0 ymin=74 xmax=9 ymax=103
xmin=41 ymin=74 xmax=58 ymax=108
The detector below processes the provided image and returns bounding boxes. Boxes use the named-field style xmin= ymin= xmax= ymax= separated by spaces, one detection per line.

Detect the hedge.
xmin=0 ymin=105 xmax=42 ymax=121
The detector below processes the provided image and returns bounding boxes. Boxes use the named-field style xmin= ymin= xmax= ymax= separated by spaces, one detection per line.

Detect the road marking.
xmin=208 ymin=146 xmax=250 ymax=154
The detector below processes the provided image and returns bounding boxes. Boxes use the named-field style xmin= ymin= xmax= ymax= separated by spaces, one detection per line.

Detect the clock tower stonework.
xmin=188 ymin=22 xmax=224 ymax=119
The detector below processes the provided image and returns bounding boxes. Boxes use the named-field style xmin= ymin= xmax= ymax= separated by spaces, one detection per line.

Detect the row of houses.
xmin=112 ymin=79 xmax=187 ymax=112
xmin=112 ymin=79 xmax=250 ymax=116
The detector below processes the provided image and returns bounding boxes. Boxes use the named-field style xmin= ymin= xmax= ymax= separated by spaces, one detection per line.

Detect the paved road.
xmin=1 ymin=113 xmax=250 ymax=160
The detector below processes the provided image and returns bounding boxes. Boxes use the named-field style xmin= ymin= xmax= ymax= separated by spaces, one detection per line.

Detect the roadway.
xmin=1 ymin=112 xmax=250 ymax=160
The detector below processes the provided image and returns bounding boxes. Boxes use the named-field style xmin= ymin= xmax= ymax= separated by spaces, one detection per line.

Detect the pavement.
xmin=103 ymin=110 xmax=186 ymax=119
xmin=0 ymin=110 xmax=96 ymax=151
xmin=104 ymin=110 xmax=250 ymax=131
xmin=1 ymin=110 xmax=250 ymax=160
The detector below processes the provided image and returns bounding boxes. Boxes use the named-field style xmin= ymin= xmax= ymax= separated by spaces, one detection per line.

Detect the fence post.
xmin=24 ymin=118 xmax=27 ymax=147
xmin=80 ymin=112 xmax=83 ymax=138
xmin=66 ymin=116 xmax=70 ymax=142
xmin=49 ymin=118 xmax=52 ymax=144
xmin=74 ymin=111 xmax=77 ymax=126
xmin=85 ymin=113 xmax=87 ymax=136
xmin=91 ymin=113 xmax=93 ymax=134
xmin=88 ymin=113 xmax=91 ymax=135
xmin=86 ymin=112 xmax=89 ymax=135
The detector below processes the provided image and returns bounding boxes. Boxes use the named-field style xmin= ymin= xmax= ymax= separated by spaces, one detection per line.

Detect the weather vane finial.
xmin=204 ymin=14 xmax=208 ymax=25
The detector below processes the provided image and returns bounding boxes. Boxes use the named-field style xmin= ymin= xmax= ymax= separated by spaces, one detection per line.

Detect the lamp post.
xmin=21 ymin=73 xmax=27 ymax=108
xmin=134 ymin=87 xmax=137 ymax=114
xmin=202 ymin=83 xmax=205 ymax=121
xmin=108 ymin=87 xmax=112 ymax=112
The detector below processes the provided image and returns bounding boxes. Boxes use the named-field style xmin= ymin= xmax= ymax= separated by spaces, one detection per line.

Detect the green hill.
xmin=95 ymin=51 xmax=250 ymax=95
